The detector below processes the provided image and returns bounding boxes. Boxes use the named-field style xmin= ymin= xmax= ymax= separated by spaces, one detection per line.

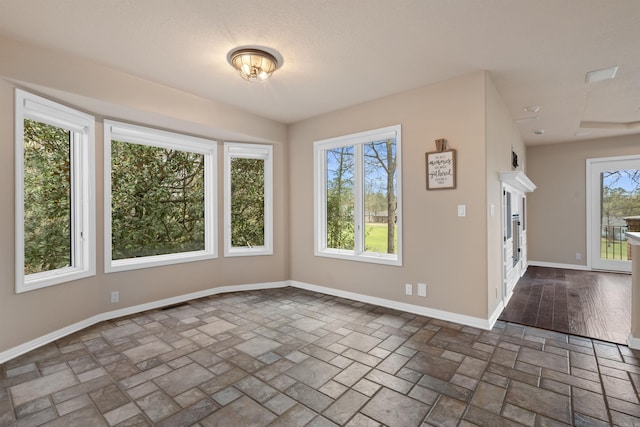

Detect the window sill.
xmin=225 ymin=247 xmax=273 ymax=257
xmin=106 ymin=250 xmax=217 ymax=273
xmin=18 ymin=268 xmax=96 ymax=293
xmin=315 ymin=249 xmax=402 ymax=266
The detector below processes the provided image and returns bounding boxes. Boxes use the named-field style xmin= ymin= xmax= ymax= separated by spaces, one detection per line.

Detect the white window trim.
xmin=15 ymin=89 xmax=96 ymax=293
xmin=104 ymin=120 xmax=217 ymax=273
xmin=314 ymin=125 xmax=402 ymax=266
xmin=223 ymin=142 xmax=273 ymax=257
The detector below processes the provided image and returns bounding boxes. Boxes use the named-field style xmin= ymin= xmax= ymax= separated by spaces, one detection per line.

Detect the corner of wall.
xmin=484 ymin=72 xmax=526 ymax=318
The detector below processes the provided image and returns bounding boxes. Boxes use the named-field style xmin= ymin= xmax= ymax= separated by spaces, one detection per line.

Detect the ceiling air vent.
xmin=585 ymin=66 xmax=618 ymax=83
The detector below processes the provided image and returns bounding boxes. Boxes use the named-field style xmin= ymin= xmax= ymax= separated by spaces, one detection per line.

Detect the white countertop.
xmin=626 ymin=232 xmax=640 ymax=245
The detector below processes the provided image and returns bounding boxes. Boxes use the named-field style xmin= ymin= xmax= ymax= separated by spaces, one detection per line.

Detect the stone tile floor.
xmin=1 ymin=287 xmax=639 ymax=426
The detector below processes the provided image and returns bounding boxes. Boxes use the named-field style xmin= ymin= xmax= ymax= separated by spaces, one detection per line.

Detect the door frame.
xmin=502 ymin=184 xmax=525 ymax=302
xmin=586 ymin=155 xmax=640 ymax=272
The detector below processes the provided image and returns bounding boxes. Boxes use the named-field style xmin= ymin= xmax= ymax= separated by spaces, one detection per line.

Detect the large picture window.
xmin=15 ymin=89 xmax=96 ymax=292
xmin=104 ymin=121 xmax=216 ymax=272
xmin=224 ymin=143 xmax=273 ymax=256
xmin=314 ymin=125 xmax=402 ymax=265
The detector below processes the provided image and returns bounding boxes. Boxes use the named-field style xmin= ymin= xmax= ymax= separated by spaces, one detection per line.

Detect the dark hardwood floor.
xmin=499 ymin=266 xmax=631 ymax=344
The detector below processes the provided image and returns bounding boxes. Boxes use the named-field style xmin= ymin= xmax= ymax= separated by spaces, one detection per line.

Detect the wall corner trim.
xmin=628 ymin=333 xmax=640 ymax=350
xmin=488 ymin=300 xmax=505 ymax=330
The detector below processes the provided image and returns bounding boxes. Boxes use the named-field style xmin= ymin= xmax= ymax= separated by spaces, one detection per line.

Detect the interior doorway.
xmin=587 ymin=155 xmax=640 ymax=272
xmin=500 ymin=266 xmax=631 ymax=344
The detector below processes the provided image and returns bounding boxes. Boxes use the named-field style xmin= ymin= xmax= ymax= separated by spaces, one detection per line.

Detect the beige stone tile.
xmin=55 ymin=394 xmax=92 ymax=417
xmin=136 ymin=389 xmax=180 ymax=423
xmin=426 ymin=395 xmax=466 ymax=427
xmin=361 ymin=387 xmax=429 ymax=426
xmin=469 ymin=381 xmax=505 ymax=414
xmin=323 ymin=389 xmax=368 ymax=425
xmin=197 ymin=319 xmax=238 ymax=337
xmin=154 ymin=363 xmax=214 ymax=397
xmin=123 ymin=341 xmax=173 ymax=364
xmin=200 ymin=396 xmax=276 ymax=427
xmin=103 ymin=402 xmax=141 ymax=426
xmin=10 ymin=369 xmax=78 ymax=406
xmin=505 ymin=380 xmax=571 ymax=424
xmin=285 ymin=381 xmax=333 ymax=412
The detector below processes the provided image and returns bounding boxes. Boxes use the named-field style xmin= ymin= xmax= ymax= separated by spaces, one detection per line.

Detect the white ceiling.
xmin=0 ymin=0 xmax=639 ymax=145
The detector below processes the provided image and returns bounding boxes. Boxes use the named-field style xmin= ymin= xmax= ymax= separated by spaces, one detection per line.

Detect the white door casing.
xmin=587 ymin=155 xmax=640 ymax=273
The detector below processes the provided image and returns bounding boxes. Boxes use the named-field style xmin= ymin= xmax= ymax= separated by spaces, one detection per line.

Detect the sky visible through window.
xmin=603 ymin=169 xmax=640 ymax=193
xmin=326 ymin=139 xmax=397 ymax=194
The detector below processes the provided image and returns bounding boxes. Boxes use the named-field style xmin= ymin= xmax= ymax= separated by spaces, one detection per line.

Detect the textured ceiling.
xmin=0 ymin=0 xmax=639 ymax=145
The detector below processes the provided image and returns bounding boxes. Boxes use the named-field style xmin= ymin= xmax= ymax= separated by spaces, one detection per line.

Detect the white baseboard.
xmin=288 ymin=280 xmax=494 ymax=331
xmin=528 ymin=261 xmax=590 ymax=271
xmin=503 ymin=288 xmax=514 ymax=307
xmin=628 ymin=333 xmax=640 ymax=350
xmin=1 ymin=279 xmax=503 ymax=365
xmin=0 ymin=281 xmax=287 ymax=365
xmin=488 ymin=300 xmax=505 ymax=329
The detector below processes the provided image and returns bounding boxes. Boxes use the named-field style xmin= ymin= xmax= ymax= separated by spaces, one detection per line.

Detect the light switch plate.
xmin=417 ymin=283 xmax=427 ymax=297
xmin=458 ymin=205 xmax=466 ymax=217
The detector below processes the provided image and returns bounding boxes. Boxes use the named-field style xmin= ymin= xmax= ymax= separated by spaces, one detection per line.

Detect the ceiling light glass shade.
xmin=230 ymin=48 xmax=278 ymax=82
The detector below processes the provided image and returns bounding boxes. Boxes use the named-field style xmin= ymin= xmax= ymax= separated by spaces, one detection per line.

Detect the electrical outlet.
xmin=576 ymin=252 xmax=582 ymax=260
xmin=111 ymin=291 xmax=119 ymax=304
xmin=405 ymin=284 xmax=413 ymax=296
xmin=417 ymin=283 xmax=427 ymax=297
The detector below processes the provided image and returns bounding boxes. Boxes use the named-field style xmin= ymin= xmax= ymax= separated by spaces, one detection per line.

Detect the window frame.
xmin=15 ymin=89 xmax=96 ymax=293
xmin=223 ymin=142 xmax=273 ymax=257
xmin=314 ymin=125 xmax=402 ymax=266
xmin=104 ymin=120 xmax=217 ymax=273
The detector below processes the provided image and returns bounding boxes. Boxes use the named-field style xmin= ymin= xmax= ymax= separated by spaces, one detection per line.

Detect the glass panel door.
xmin=589 ymin=157 xmax=640 ymax=272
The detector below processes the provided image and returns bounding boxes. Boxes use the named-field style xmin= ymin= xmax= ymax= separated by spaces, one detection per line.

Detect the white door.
xmin=588 ymin=156 xmax=640 ymax=272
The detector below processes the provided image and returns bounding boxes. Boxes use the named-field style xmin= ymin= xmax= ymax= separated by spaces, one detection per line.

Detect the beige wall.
xmin=485 ymin=74 xmax=527 ymax=315
xmin=0 ymin=36 xmax=528 ymax=356
xmin=288 ymin=72 xmax=490 ymax=318
xmin=527 ymin=134 xmax=640 ymax=267
xmin=0 ymin=39 xmax=289 ymax=354
xmin=0 ymin=37 xmax=285 ymax=144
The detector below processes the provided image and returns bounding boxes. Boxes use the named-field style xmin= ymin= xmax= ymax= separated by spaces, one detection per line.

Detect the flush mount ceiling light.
xmin=228 ymin=47 xmax=279 ymax=82
xmin=585 ymin=66 xmax=619 ymax=83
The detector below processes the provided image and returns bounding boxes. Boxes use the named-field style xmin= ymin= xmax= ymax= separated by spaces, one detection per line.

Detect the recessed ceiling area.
xmin=0 ymin=0 xmax=639 ymax=145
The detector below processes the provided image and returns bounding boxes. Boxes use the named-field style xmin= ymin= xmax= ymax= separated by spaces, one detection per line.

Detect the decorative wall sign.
xmin=426 ymin=149 xmax=456 ymax=190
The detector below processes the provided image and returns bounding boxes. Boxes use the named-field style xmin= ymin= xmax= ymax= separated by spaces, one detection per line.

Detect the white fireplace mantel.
xmin=500 ymin=171 xmax=537 ymax=193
